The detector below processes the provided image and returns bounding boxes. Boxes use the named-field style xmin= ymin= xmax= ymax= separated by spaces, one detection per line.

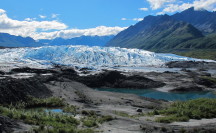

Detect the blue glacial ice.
xmin=0 ymin=45 xmax=212 ymax=70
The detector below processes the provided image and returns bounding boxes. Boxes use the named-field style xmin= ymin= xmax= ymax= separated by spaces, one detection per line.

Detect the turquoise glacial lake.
xmin=95 ymin=88 xmax=216 ymax=101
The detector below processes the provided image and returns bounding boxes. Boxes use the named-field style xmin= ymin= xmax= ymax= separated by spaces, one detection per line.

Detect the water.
xmin=28 ymin=108 xmax=63 ymax=113
xmin=94 ymin=88 xmax=216 ymax=101
xmin=46 ymin=109 xmax=63 ymax=113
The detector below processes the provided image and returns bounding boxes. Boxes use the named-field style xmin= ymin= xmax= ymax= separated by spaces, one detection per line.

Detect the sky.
xmin=0 ymin=0 xmax=216 ymax=40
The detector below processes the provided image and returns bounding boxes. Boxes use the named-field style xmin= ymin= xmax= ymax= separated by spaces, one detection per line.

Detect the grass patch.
xmin=174 ymin=49 xmax=216 ymax=60
xmin=81 ymin=115 xmax=114 ymax=128
xmin=98 ymin=115 xmax=114 ymax=123
xmin=0 ymin=97 xmax=114 ymax=132
xmin=82 ymin=117 xmax=98 ymax=127
xmin=0 ymin=105 xmax=80 ymax=132
xmin=153 ymin=98 xmax=216 ymax=123
xmin=81 ymin=110 xmax=114 ymax=128
xmin=81 ymin=110 xmax=97 ymax=116
xmin=113 ymin=111 xmax=131 ymax=117
xmin=201 ymin=76 xmax=216 ymax=84
xmin=63 ymin=105 xmax=77 ymax=115
xmin=113 ymin=110 xmax=147 ymax=118
xmin=13 ymin=96 xmax=65 ymax=109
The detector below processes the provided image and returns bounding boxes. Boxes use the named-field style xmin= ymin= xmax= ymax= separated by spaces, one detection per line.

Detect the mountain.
xmin=107 ymin=15 xmax=205 ymax=50
xmin=0 ymin=33 xmax=41 ymax=47
xmin=172 ymin=7 xmax=216 ymax=34
xmin=39 ymin=35 xmax=114 ymax=47
xmin=106 ymin=8 xmax=216 ymax=60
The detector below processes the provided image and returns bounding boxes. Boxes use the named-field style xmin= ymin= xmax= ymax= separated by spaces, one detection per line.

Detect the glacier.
xmin=0 ymin=45 xmax=211 ymax=71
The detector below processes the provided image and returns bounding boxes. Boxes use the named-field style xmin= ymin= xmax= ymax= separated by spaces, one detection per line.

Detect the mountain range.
xmin=0 ymin=7 xmax=215 ymax=60
xmin=172 ymin=7 xmax=216 ymax=34
xmin=39 ymin=35 xmax=114 ymax=47
xmin=107 ymin=7 xmax=216 ymax=60
xmin=0 ymin=33 xmax=41 ymax=47
xmin=0 ymin=33 xmax=113 ymax=47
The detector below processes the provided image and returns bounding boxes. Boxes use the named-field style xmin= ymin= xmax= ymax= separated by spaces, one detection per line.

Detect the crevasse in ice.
xmin=0 ymin=45 xmax=207 ymax=69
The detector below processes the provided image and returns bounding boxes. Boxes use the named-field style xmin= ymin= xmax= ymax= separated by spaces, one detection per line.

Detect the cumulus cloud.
xmin=39 ymin=15 xmax=47 ymax=19
xmin=146 ymin=0 xmax=176 ymax=10
xmin=0 ymin=9 xmax=6 ymax=14
xmin=0 ymin=9 xmax=126 ymax=40
xmin=156 ymin=0 xmax=216 ymax=14
xmin=0 ymin=10 xmax=67 ymax=38
xmin=139 ymin=7 xmax=149 ymax=11
xmin=24 ymin=18 xmax=37 ymax=21
xmin=33 ymin=26 xmax=127 ymax=40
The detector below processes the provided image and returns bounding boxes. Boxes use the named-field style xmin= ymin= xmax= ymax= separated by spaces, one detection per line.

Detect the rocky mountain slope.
xmin=0 ymin=33 xmax=41 ymax=47
xmin=39 ymin=35 xmax=114 ymax=47
xmin=107 ymin=15 xmax=205 ymax=50
xmin=172 ymin=7 xmax=216 ymax=34
xmin=106 ymin=7 xmax=216 ymax=60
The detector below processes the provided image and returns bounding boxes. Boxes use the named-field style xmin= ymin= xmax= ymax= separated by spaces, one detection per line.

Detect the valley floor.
xmin=0 ymin=61 xmax=216 ymax=133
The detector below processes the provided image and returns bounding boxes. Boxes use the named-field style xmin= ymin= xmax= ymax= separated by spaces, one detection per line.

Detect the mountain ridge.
xmin=0 ymin=33 xmax=41 ymax=47
xmin=39 ymin=35 xmax=114 ymax=47
xmin=107 ymin=14 xmax=205 ymax=49
xmin=106 ymin=7 xmax=216 ymax=60
xmin=172 ymin=7 xmax=216 ymax=34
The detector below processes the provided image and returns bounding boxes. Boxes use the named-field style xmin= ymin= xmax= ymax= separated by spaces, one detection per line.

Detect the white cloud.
xmin=121 ymin=18 xmax=143 ymax=21
xmin=24 ymin=18 xmax=32 ymax=21
xmin=121 ymin=18 xmax=127 ymax=20
xmin=0 ymin=9 xmax=6 ymax=14
xmin=0 ymin=9 xmax=126 ymax=40
xmin=24 ymin=18 xmax=36 ymax=21
xmin=158 ymin=0 xmax=216 ymax=14
xmin=146 ymin=0 xmax=176 ymax=10
xmin=193 ymin=0 xmax=216 ymax=10
xmin=39 ymin=15 xmax=47 ymax=19
xmin=139 ymin=7 xmax=149 ymax=11
xmin=33 ymin=26 xmax=127 ymax=40
xmin=51 ymin=14 xmax=59 ymax=18
xmin=0 ymin=10 xmax=67 ymax=38
xmin=156 ymin=12 xmax=165 ymax=15
xmin=132 ymin=18 xmax=144 ymax=21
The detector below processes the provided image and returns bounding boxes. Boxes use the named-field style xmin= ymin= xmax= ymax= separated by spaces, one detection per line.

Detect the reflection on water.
xmin=95 ymin=88 xmax=216 ymax=101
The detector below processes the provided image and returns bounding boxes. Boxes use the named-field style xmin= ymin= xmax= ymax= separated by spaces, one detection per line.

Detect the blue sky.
xmin=0 ymin=0 xmax=216 ymax=40
xmin=2 ymin=0 xmax=151 ymax=28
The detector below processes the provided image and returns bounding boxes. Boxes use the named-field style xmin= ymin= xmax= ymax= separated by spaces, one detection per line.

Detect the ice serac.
xmin=0 ymin=45 xmax=207 ymax=70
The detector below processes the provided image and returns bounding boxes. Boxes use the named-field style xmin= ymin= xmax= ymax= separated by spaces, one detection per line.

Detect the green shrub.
xmin=113 ymin=111 xmax=130 ymax=117
xmin=63 ymin=105 xmax=77 ymax=115
xmin=98 ymin=115 xmax=114 ymax=123
xmin=153 ymin=98 xmax=216 ymax=123
xmin=83 ymin=118 xmax=98 ymax=127
xmin=0 ymin=105 xmax=80 ymax=132
xmin=25 ymin=96 xmax=65 ymax=108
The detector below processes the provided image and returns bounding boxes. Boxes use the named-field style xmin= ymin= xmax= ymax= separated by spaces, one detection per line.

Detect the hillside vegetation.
xmin=107 ymin=8 xmax=216 ymax=60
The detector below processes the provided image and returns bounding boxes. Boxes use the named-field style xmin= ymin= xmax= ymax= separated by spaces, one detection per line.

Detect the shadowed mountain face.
xmin=0 ymin=33 xmax=41 ymax=47
xmin=39 ymin=35 xmax=114 ymax=47
xmin=106 ymin=15 xmax=205 ymax=50
xmin=106 ymin=8 xmax=216 ymax=56
xmin=172 ymin=7 xmax=216 ymax=34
